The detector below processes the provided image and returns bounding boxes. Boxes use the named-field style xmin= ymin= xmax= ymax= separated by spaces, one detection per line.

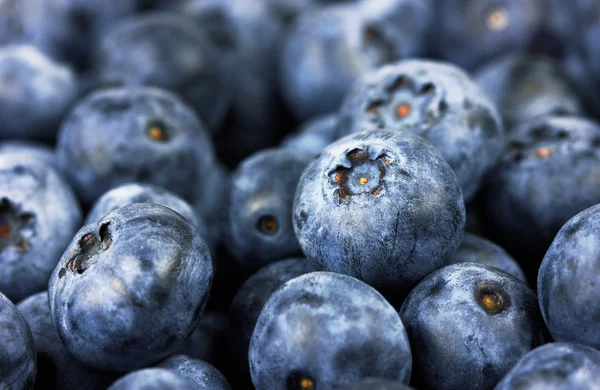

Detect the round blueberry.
xmin=400 ymin=263 xmax=550 ymax=390
xmin=447 ymin=234 xmax=527 ymax=283
xmin=249 ymin=272 xmax=412 ymax=390
xmin=337 ymin=59 xmax=504 ymax=201
xmin=0 ymin=155 xmax=82 ymax=302
xmin=293 ymin=129 xmax=465 ymax=297
xmin=0 ymin=291 xmax=36 ymax=390
xmin=538 ymin=204 xmax=600 ymax=348
xmin=495 ymin=342 xmax=600 ymax=389
xmin=107 ymin=368 xmax=196 ymax=390
xmin=56 ymin=86 xmax=215 ymax=207
xmin=0 ymin=45 xmax=77 ymax=141
xmin=48 ymin=203 xmax=213 ymax=372
xmin=154 ymin=355 xmax=231 ymax=390
xmin=226 ymin=148 xmax=313 ymax=269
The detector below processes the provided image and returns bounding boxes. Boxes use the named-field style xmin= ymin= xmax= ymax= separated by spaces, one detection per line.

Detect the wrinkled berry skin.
xmin=400 ymin=263 xmax=550 ymax=390
xmin=226 ymin=149 xmax=313 ymax=269
xmin=0 ymin=156 xmax=82 ymax=302
xmin=538 ymin=204 xmax=600 ymax=349
xmin=56 ymin=86 xmax=215 ymax=207
xmin=280 ymin=0 xmax=433 ymax=121
xmin=481 ymin=116 xmax=600 ymax=270
xmin=229 ymin=258 xmax=317 ymax=377
xmin=293 ymin=130 xmax=465 ymax=297
xmin=0 ymin=45 xmax=77 ymax=141
xmin=155 ymin=355 xmax=231 ymax=390
xmin=0 ymin=141 xmax=56 ymax=170
xmin=337 ymin=60 xmax=503 ymax=201
xmin=282 ymin=114 xmax=339 ymax=156
xmin=17 ymin=292 xmax=117 ymax=390
xmin=435 ymin=0 xmax=547 ymax=70
xmin=349 ymin=378 xmax=414 ymax=390
xmin=447 ymin=234 xmax=526 ymax=283
xmin=495 ymin=342 xmax=600 ymax=390
xmin=0 ymin=291 xmax=36 ymax=390
xmin=48 ymin=204 xmax=213 ymax=372
xmin=94 ymin=12 xmax=230 ymax=130
xmin=249 ymin=272 xmax=412 ymax=390
xmin=475 ymin=54 xmax=584 ymax=131
xmin=107 ymin=368 xmax=196 ymax=390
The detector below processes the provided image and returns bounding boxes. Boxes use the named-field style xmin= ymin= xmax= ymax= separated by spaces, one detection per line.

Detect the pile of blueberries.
xmin=2 ymin=0 xmax=600 ymax=389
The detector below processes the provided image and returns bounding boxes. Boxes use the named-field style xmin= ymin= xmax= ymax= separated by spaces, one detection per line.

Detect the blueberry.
xmin=229 ymin=258 xmax=317 ymax=377
xmin=538 ymin=204 xmax=600 ymax=348
xmin=47 ymin=203 xmax=213 ymax=372
xmin=349 ymin=378 xmax=414 ymax=390
xmin=337 ymin=60 xmax=504 ymax=201
xmin=176 ymin=312 xmax=229 ymax=369
xmin=16 ymin=292 xmax=118 ymax=390
xmin=0 ymin=45 xmax=77 ymax=142
xmin=0 ymin=291 xmax=36 ymax=390
xmin=0 ymin=141 xmax=57 ymax=170
xmin=576 ymin=0 xmax=600 ymax=82
xmin=399 ymin=263 xmax=550 ymax=390
xmin=495 ymin=342 xmax=600 ymax=390
xmin=435 ymin=0 xmax=547 ymax=70
xmin=107 ymin=368 xmax=196 ymax=390
xmin=154 ymin=355 xmax=231 ymax=390
xmin=281 ymin=114 xmax=339 ymax=156
xmin=447 ymin=234 xmax=527 ymax=283
xmin=249 ymin=272 xmax=412 ymax=389
xmin=56 ymin=86 xmax=215 ymax=207
xmin=0 ymin=155 xmax=82 ymax=302
xmin=226 ymin=148 xmax=313 ymax=268
xmin=293 ymin=130 xmax=465 ymax=297
xmin=481 ymin=116 xmax=600 ymax=271
xmin=475 ymin=54 xmax=585 ymax=130
xmin=94 ymin=12 xmax=230 ymax=130
xmin=280 ymin=0 xmax=433 ymax=121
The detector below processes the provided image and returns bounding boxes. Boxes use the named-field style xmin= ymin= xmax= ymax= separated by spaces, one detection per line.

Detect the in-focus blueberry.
xmin=281 ymin=114 xmax=339 ymax=156
xmin=155 ymin=355 xmax=231 ymax=390
xmin=293 ymin=130 xmax=465 ymax=297
xmin=226 ymin=148 xmax=313 ymax=269
xmin=107 ymin=368 xmax=196 ymax=390
xmin=48 ymin=204 xmax=213 ymax=372
xmin=0 ymin=45 xmax=77 ymax=142
xmin=495 ymin=342 xmax=600 ymax=390
xmin=0 ymin=291 xmax=36 ymax=390
xmin=538 ymin=204 xmax=600 ymax=349
xmin=400 ymin=263 xmax=550 ymax=390
xmin=0 ymin=155 xmax=82 ymax=302
xmin=337 ymin=60 xmax=504 ymax=201
xmin=56 ymin=86 xmax=215 ymax=207
xmin=249 ymin=272 xmax=412 ymax=390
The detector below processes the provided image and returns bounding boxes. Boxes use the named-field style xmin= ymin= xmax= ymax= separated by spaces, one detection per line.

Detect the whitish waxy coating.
xmin=155 ymin=355 xmax=231 ymax=390
xmin=48 ymin=204 xmax=213 ymax=372
xmin=538 ymin=204 xmax=600 ymax=348
xmin=108 ymin=368 xmax=196 ymax=390
xmin=249 ymin=272 xmax=412 ymax=389
xmin=293 ymin=130 xmax=465 ymax=297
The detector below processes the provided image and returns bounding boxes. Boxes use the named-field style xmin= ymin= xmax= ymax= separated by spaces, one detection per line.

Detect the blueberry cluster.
xmin=1 ymin=1 xmax=600 ymax=389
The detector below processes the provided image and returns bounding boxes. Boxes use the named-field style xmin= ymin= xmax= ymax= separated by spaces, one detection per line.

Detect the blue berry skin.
xmin=229 ymin=258 xmax=318 ymax=377
xmin=280 ymin=0 xmax=433 ymax=121
xmin=16 ymin=292 xmax=118 ymax=390
xmin=399 ymin=263 xmax=550 ymax=390
xmin=47 ymin=203 xmax=213 ymax=372
xmin=482 ymin=116 xmax=600 ymax=267
xmin=0 ymin=45 xmax=77 ymax=142
xmin=0 ymin=155 xmax=82 ymax=303
xmin=282 ymin=114 xmax=339 ymax=156
xmin=0 ymin=141 xmax=56 ymax=170
xmin=0 ymin=291 xmax=36 ymax=390
xmin=176 ymin=312 xmax=228 ymax=369
xmin=349 ymin=378 xmax=414 ymax=390
xmin=495 ymin=342 xmax=600 ymax=390
xmin=155 ymin=355 xmax=231 ymax=390
xmin=293 ymin=130 xmax=465 ymax=297
xmin=107 ymin=368 xmax=196 ymax=390
xmin=94 ymin=12 xmax=230 ymax=131
xmin=226 ymin=148 xmax=313 ymax=269
xmin=538 ymin=204 xmax=600 ymax=349
xmin=56 ymin=86 xmax=215 ymax=207
xmin=447 ymin=234 xmax=527 ymax=283
xmin=249 ymin=272 xmax=412 ymax=390
xmin=337 ymin=60 xmax=503 ymax=202
xmin=475 ymin=54 xmax=585 ymax=131
xmin=435 ymin=0 xmax=546 ymax=71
